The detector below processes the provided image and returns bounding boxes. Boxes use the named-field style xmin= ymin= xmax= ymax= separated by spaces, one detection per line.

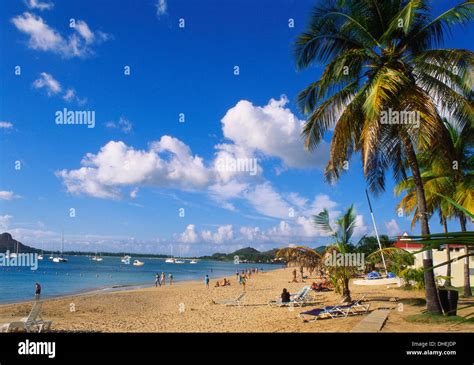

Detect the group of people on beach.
xmin=155 ymin=272 xmax=173 ymax=287
xmin=214 ymin=278 xmax=231 ymax=287
xmin=310 ymin=277 xmax=332 ymax=292
xmin=204 ymin=267 xmax=264 ymax=291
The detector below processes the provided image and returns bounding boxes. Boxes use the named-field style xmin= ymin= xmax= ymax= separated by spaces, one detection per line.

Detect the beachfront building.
xmin=394 ymin=233 xmax=474 ymax=287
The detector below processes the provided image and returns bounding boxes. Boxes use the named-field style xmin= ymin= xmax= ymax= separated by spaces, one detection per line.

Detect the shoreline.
xmin=1 ymin=268 xmax=473 ymax=332
xmin=0 ymin=258 xmax=283 ymax=306
xmin=0 ymin=282 xmax=156 ymax=307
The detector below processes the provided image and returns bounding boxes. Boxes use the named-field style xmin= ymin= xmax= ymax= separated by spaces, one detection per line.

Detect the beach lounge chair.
xmin=0 ymin=301 xmax=52 ymax=333
xmin=213 ymin=292 xmax=246 ymax=306
xmin=298 ymin=296 xmax=370 ymax=322
xmin=268 ymin=286 xmax=316 ymax=307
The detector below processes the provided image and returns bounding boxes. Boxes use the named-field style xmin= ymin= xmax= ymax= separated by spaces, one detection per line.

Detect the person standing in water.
xmin=155 ymin=273 xmax=160 ymax=287
xmin=34 ymin=282 xmax=41 ymax=300
xmin=161 ymin=272 xmax=166 ymax=286
xmin=168 ymin=272 xmax=173 ymax=285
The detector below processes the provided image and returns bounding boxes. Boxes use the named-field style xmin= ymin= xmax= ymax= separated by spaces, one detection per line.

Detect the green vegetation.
xmin=406 ymin=312 xmax=474 ymax=324
xmin=295 ymin=0 xmax=474 ymax=314
xmin=399 ymin=267 xmax=425 ymax=290
xmin=198 ymin=247 xmax=281 ymax=263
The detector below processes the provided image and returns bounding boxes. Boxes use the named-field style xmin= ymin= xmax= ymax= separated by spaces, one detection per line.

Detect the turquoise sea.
xmin=0 ymin=255 xmax=280 ymax=304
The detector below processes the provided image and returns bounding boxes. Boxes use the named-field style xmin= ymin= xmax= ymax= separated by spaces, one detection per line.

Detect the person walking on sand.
xmin=300 ymin=266 xmax=305 ymax=282
xmin=155 ymin=273 xmax=161 ymax=287
xmin=292 ymin=269 xmax=298 ymax=283
xmin=168 ymin=273 xmax=173 ymax=285
xmin=34 ymin=282 xmax=41 ymax=300
xmin=161 ymin=272 xmax=166 ymax=286
xmin=205 ymin=274 xmax=210 ymax=289
xmin=239 ymin=274 xmax=246 ymax=292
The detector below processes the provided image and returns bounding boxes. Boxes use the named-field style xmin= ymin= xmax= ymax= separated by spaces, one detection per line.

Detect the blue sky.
xmin=0 ymin=0 xmax=472 ymax=255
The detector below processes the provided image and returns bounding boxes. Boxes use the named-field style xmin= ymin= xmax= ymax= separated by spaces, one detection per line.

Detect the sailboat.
xmin=174 ymin=246 xmax=185 ymax=264
xmin=52 ymin=233 xmax=68 ymax=263
xmin=121 ymin=255 xmax=131 ymax=264
xmin=354 ymin=190 xmax=397 ymax=286
xmin=165 ymin=245 xmax=175 ymax=263
xmin=38 ymin=241 xmax=44 ymax=260
xmin=91 ymin=248 xmax=103 ymax=262
xmin=9 ymin=241 xmax=19 ymax=259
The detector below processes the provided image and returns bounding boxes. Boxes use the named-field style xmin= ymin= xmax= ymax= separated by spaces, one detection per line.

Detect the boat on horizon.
xmin=190 ymin=259 xmax=198 ymax=264
xmin=165 ymin=245 xmax=175 ymax=263
xmin=52 ymin=232 xmax=68 ymax=263
xmin=8 ymin=241 xmax=19 ymax=259
xmin=91 ymin=249 xmax=103 ymax=262
xmin=38 ymin=241 xmax=44 ymax=260
xmin=133 ymin=259 xmax=144 ymax=266
xmin=121 ymin=255 xmax=131 ymax=264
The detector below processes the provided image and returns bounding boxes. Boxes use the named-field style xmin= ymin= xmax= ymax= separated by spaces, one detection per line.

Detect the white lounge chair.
xmin=0 ymin=301 xmax=52 ymax=333
xmin=268 ymin=286 xmax=315 ymax=307
xmin=213 ymin=292 xmax=246 ymax=306
xmin=298 ymin=295 xmax=370 ymax=322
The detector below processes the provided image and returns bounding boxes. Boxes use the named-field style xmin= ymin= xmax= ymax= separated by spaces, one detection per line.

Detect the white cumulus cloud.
xmin=32 ymin=72 xmax=61 ymax=95
xmin=26 ymin=0 xmax=54 ymax=11
xmin=12 ymin=12 xmax=109 ymax=58
xmin=155 ymin=0 xmax=168 ymax=17
xmin=56 ymin=137 xmax=212 ymax=199
xmin=0 ymin=121 xmax=13 ymax=129
xmin=221 ymin=96 xmax=329 ymax=169
xmin=0 ymin=191 xmax=21 ymax=200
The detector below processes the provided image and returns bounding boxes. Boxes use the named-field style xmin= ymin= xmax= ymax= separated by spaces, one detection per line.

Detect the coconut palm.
xmin=396 ymin=119 xmax=473 ymax=294
xmin=314 ymin=205 xmax=360 ymax=302
xmin=395 ymin=158 xmax=456 ymax=286
xmin=295 ymin=0 xmax=474 ymax=313
xmin=447 ymin=121 xmax=474 ymax=296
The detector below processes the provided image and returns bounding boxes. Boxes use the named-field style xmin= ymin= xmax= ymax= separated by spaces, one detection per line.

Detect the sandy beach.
xmin=1 ymin=268 xmax=473 ymax=333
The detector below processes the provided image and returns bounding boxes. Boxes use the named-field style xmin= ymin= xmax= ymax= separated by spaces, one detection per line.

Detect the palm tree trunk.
xmin=460 ymin=214 xmax=472 ymax=297
xmin=442 ymin=216 xmax=452 ymax=287
xmin=342 ymin=276 xmax=351 ymax=303
xmin=401 ymin=134 xmax=442 ymax=313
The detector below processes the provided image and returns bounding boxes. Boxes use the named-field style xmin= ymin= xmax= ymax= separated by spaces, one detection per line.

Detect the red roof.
xmin=394 ymin=241 xmax=423 ymax=249
xmin=394 ymin=240 xmax=465 ymax=249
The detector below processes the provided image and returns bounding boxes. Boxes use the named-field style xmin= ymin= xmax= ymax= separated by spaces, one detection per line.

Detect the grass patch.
xmin=405 ymin=312 xmax=474 ymax=324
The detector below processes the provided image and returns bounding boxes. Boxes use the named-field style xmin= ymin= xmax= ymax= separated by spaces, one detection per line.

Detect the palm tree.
xmin=295 ymin=0 xmax=473 ymax=313
xmin=396 ymin=120 xmax=473 ymax=294
xmin=314 ymin=205 xmax=360 ymax=302
xmin=447 ymin=122 xmax=474 ymax=297
xmin=395 ymin=158 xmax=456 ymax=287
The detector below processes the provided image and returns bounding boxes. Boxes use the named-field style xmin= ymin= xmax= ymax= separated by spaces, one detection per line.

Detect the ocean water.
xmin=0 ymin=255 xmax=280 ymax=304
